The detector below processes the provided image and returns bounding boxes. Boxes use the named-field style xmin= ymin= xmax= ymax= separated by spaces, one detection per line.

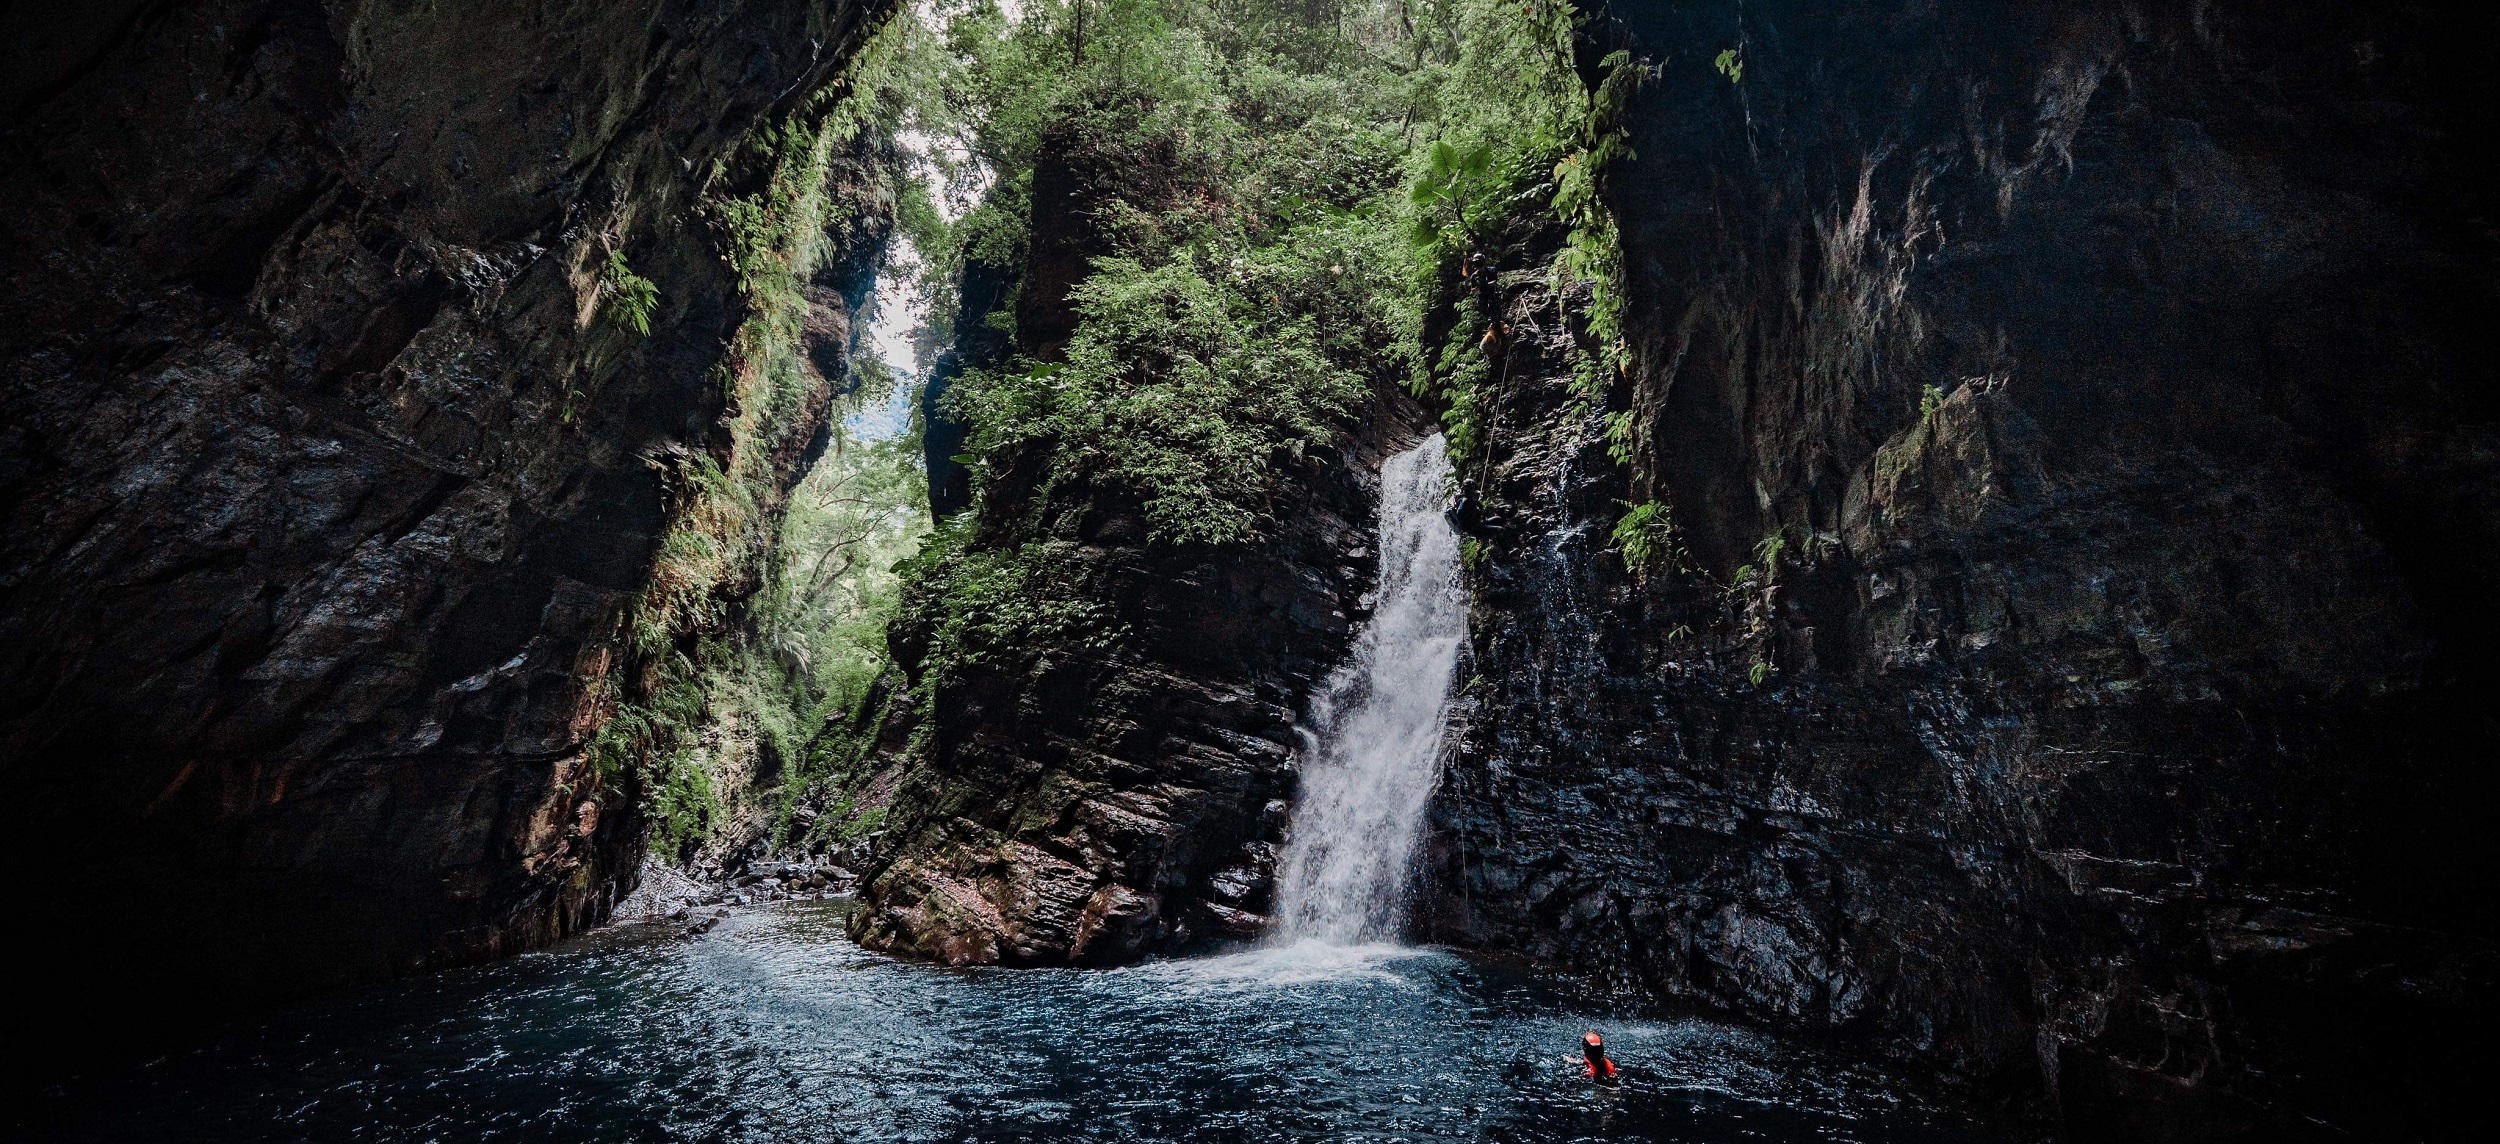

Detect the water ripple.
xmin=41 ymin=903 xmax=1981 ymax=1144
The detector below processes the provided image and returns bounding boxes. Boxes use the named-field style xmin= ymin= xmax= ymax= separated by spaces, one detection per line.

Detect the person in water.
xmin=1579 ymin=1031 xmax=1619 ymax=1083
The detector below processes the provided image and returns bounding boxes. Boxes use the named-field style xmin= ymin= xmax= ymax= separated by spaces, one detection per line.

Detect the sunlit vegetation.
xmin=889 ymin=0 xmax=1640 ymax=690
xmin=772 ymin=369 xmax=932 ymax=714
xmin=1610 ymin=498 xmax=1685 ymax=578
xmin=938 ymin=0 xmax=1419 ymax=537
xmin=590 ymin=0 xmax=1659 ymax=861
xmin=583 ymin=10 xmax=942 ymax=860
xmin=599 ymin=248 xmax=659 ymax=336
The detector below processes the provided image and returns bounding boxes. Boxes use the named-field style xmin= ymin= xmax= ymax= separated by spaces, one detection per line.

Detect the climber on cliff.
xmin=1576 ymin=1031 xmax=1619 ymax=1084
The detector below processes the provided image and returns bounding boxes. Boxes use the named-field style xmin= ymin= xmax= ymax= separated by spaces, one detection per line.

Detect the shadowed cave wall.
xmin=0 ymin=0 xmax=890 ymax=1082
xmin=1423 ymin=2 xmax=2498 ymax=1139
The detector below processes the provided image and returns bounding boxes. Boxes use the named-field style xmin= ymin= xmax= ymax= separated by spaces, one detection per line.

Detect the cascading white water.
xmin=1271 ymin=434 xmax=1468 ymax=946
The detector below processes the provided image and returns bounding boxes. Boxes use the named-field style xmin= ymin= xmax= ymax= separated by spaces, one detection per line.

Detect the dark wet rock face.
xmin=0 ymin=0 xmax=887 ymax=1078
xmin=851 ymin=394 xmax=1430 ymax=965
xmin=1424 ymin=2 xmax=2495 ymax=1139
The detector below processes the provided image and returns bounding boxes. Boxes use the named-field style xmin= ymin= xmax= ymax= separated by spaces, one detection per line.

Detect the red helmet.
xmin=1583 ymin=1031 xmax=1604 ymax=1046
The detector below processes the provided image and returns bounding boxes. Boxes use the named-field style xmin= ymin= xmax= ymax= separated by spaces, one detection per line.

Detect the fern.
xmin=1549 ymin=48 xmax=1653 ymax=426
xmin=601 ymin=248 xmax=659 ymax=336
xmin=1611 ymin=498 xmax=1684 ymax=575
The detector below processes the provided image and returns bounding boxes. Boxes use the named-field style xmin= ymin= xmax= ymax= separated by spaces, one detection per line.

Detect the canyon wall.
xmin=1424 ymin=2 xmax=2496 ymax=1139
xmin=849 ymin=405 xmax=1418 ymax=964
xmin=849 ymin=88 xmax=1437 ymax=961
xmin=0 ymin=0 xmax=889 ymax=1079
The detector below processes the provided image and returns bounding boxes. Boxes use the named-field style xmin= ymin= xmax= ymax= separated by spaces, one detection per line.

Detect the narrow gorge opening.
xmin=6 ymin=1 xmax=2490 ymax=1141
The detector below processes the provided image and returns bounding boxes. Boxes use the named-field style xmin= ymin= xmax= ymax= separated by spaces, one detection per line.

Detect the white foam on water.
xmin=1127 ymin=940 xmax=1438 ymax=996
xmin=1269 ymin=435 xmax=1467 ymax=946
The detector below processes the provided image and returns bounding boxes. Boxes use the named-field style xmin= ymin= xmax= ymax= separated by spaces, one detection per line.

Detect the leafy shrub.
xmin=1714 ymin=47 xmax=1745 ymax=83
xmin=891 ymin=516 xmax=1123 ymax=683
xmin=953 ymin=250 xmax=1370 ymax=545
xmin=1611 ymin=499 xmax=1685 ymax=576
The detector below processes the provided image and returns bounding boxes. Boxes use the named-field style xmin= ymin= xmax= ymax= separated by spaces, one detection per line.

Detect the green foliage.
xmin=1379 ymin=2 xmax=1653 ymax=471
xmin=921 ymin=0 xmax=1648 ymax=507
xmin=914 ymin=536 xmax=1124 ymax=678
xmin=638 ymin=454 xmax=750 ymax=654
xmin=1714 ymin=47 xmax=1744 ymax=84
xmin=1921 ymin=382 xmax=1946 ymax=422
xmin=1396 ymin=0 xmax=1584 ymax=166
xmin=585 ymin=652 xmax=712 ymax=856
xmin=646 ymin=746 xmax=719 ymax=857
xmin=1610 ymin=498 xmax=1685 ymax=576
xmin=850 ymin=2 xmax=1484 ymax=758
xmin=1726 ymin=532 xmax=1788 ymax=599
xmin=954 ymin=249 xmax=1374 ymax=545
xmin=1753 ymin=532 xmax=1788 ymax=581
xmin=929 ymin=0 xmax=1420 ymax=547
xmin=766 ymin=377 xmax=931 ymax=715
xmin=1553 ymin=47 xmax=1652 ymax=411
xmin=1372 ymin=4 xmax=1665 ymax=613
xmin=1417 ymin=291 xmax=1495 ymax=463
xmin=587 ymin=4 xmax=942 ymax=863
xmin=1605 ymin=409 xmax=1636 ymax=464
xmin=1407 ymin=139 xmax=1504 ymax=250
xmin=601 ymin=248 xmax=659 ymax=336
xmin=1727 ymin=531 xmax=1788 ymax=688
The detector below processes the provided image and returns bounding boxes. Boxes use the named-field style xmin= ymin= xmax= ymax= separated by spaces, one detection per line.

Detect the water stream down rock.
xmin=1274 ymin=435 xmax=1468 ymax=946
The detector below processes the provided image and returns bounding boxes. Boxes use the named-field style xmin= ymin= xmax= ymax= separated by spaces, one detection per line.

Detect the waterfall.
xmin=1271 ymin=434 xmax=1468 ymax=946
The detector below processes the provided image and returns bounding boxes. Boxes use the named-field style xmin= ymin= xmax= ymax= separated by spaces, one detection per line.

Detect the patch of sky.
xmin=845 ymin=0 xmax=994 ymax=446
